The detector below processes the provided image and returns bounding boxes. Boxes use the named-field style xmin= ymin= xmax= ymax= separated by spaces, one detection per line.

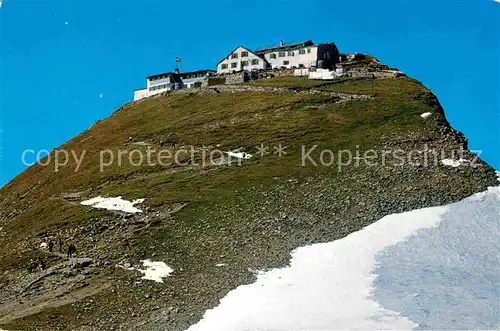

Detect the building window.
xmin=279 ymin=52 xmax=286 ymax=57
xmin=251 ymin=59 xmax=259 ymax=65
xmin=241 ymin=60 xmax=249 ymax=67
xmin=231 ymin=53 xmax=238 ymax=59
xmin=221 ymin=64 xmax=228 ymax=70
xmin=307 ymin=48 xmax=311 ymax=54
xmin=283 ymin=60 xmax=289 ymax=65
xmin=288 ymin=51 xmax=294 ymax=56
xmin=241 ymin=51 xmax=249 ymax=57
xmin=270 ymin=53 xmax=277 ymax=59
xmin=299 ymin=49 xmax=306 ymax=55
xmin=231 ymin=62 xmax=238 ymax=68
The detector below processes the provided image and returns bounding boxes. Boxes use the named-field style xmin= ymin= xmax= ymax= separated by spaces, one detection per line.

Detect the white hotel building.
xmin=216 ymin=46 xmax=268 ymax=75
xmin=134 ymin=69 xmax=216 ymax=101
xmin=216 ymin=40 xmax=339 ymax=74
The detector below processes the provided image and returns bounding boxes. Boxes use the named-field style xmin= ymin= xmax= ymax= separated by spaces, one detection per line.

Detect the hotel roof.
xmin=255 ymin=40 xmax=314 ymax=53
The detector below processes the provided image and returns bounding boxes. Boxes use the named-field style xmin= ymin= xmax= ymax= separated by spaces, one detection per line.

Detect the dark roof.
xmin=147 ymin=69 xmax=216 ymax=80
xmin=147 ymin=71 xmax=174 ymax=79
xmin=255 ymin=40 xmax=314 ymax=53
xmin=146 ymin=72 xmax=183 ymax=83
xmin=179 ymin=69 xmax=216 ymax=77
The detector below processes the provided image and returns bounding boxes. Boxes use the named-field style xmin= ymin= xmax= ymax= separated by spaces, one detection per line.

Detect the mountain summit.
xmin=0 ymin=57 xmax=497 ymax=330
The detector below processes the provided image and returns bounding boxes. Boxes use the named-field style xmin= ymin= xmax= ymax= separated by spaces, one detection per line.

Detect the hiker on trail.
xmin=38 ymin=257 xmax=46 ymax=271
xmin=67 ymin=243 xmax=77 ymax=259
xmin=27 ymin=259 xmax=36 ymax=273
xmin=48 ymin=240 xmax=54 ymax=252
xmin=58 ymin=237 xmax=63 ymax=253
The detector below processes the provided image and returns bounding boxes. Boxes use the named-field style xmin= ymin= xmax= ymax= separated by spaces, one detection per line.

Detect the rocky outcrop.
xmin=193 ymin=84 xmax=371 ymax=103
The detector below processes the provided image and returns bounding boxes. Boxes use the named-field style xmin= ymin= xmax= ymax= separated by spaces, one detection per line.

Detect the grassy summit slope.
xmin=0 ymin=76 xmax=497 ymax=330
xmin=0 ymin=78 xmax=432 ymax=243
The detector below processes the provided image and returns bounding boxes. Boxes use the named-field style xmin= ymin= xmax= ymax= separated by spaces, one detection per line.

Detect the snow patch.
xmin=441 ymin=158 xmax=467 ymax=167
xmin=420 ymin=112 xmax=432 ymax=118
xmin=81 ymin=196 xmax=145 ymax=213
xmin=226 ymin=151 xmax=252 ymax=160
xmin=373 ymin=185 xmax=500 ymax=329
xmin=496 ymin=171 xmax=500 ymax=183
xmin=188 ymin=186 xmax=500 ymax=331
xmin=138 ymin=260 xmax=173 ymax=283
xmin=186 ymin=202 xmax=459 ymax=330
xmin=215 ymin=263 xmax=227 ymax=267
xmin=40 ymin=242 xmax=48 ymax=249
xmin=130 ymin=141 xmax=151 ymax=146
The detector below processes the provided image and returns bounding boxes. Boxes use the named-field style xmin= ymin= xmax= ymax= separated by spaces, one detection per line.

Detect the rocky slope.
xmin=0 ymin=63 xmax=497 ymax=330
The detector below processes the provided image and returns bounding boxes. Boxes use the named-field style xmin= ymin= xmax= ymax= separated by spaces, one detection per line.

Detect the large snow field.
xmin=187 ymin=186 xmax=500 ymax=330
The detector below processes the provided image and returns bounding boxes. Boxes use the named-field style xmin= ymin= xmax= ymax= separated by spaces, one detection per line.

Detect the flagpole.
xmin=175 ymin=57 xmax=181 ymax=74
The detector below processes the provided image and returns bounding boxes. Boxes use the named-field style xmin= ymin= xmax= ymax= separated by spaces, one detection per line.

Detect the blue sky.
xmin=0 ymin=0 xmax=498 ymax=186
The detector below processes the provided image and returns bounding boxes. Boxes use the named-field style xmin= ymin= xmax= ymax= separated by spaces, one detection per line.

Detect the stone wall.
xmin=346 ymin=66 xmax=405 ymax=79
xmin=241 ymin=68 xmax=297 ymax=81
xmin=210 ymin=68 xmax=303 ymax=86
xmin=336 ymin=61 xmax=405 ymax=79
xmin=268 ymin=68 xmax=295 ymax=77
xmin=202 ymin=76 xmax=226 ymax=87
xmin=225 ymin=72 xmax=246 ymax=84
xmin=198 ymin=85 xmax=371 ymax=103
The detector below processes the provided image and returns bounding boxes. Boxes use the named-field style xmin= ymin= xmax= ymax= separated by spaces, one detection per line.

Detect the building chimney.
xmin=280 ymin=40 xmax=284 ymax=47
